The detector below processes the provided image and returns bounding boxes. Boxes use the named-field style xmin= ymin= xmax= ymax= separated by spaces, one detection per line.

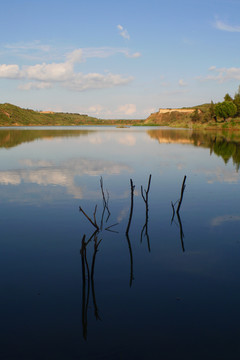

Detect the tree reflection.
xmin=148 ymin=129 xmax=240 ymax=171
xmin=0 ymin=129 xmax=94 ymax=149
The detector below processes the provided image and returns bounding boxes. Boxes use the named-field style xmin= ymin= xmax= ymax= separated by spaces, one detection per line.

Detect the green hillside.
xmin=0 ymin=103 xmax=145 ymax=126
xmin=145 ymin=103 xmax=240 ymax=129
xmin=0 ymin=103 xmax=104 ymax=126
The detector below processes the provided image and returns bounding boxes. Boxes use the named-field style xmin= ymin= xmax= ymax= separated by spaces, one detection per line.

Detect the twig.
xmin=126 ymin=179 xmax=135 ymax=235
xmin=105 ymin=223 xmax=118 ymax=230
xmin=100 ymin=176 xmax=111 ymax=218
xmin=91 ymin=234 xmax=102 ymax=320
xmin=176 ymin=175 xmax=186 ymax=214
xmin=141 ymin=174 xmax=152 ymax=203
xmin=93 ymin=205 xmax=98 ymax=226
xmin=80 ymin=234 xmax=88 ymax=340
xmin=105 ymin=223 xmax=119 ymax=233
xmin=126 ymin=233 xmax=134 ymax=287
xmin=171 ymin=201 xmax=175 ymax=223
xmin=79 ymin=206 xmax=99 ymax=230
xmin=140 ymin=175 xmax=152 ymax=252
xmin=85 ymin=229 xmax=99 ymax=246
xmin=177 ymin=212 xmax=185 ymax=252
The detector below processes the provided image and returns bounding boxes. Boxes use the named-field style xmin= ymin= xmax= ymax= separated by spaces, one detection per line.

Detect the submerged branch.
xmin=100 ymin=176 xmax=111 ymax=218
xmin=79 ymin=206 xmax=99 ymax=231
xmin=126 ymin=233 xmax=134 ymax=287
xmin=141 ymin=175 xmax=152 ymax=252
xmin=91 ymin=235 xmax=102 ymax=320
xmin=176 ymin=175 xmax=186 ymax=214
xmin=105 ymin=223 xmax=119 ymax=233
xmin=176 ymin=212 xmax=185 ymax=252
xmin=126 ymin=179 xmax=135 ymax=235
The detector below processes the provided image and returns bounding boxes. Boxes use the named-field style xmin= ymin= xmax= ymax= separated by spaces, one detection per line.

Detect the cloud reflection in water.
xmin=0 ymin=158 xmax=132 ymax=200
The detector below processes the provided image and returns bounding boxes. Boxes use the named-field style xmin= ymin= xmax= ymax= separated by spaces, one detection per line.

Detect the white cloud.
xmin=214 ymin=20 xmax=240 ymax=32
xmin=117 ymin=104 xmax=136 ymax=115
xmin=19 ymin=81 xmax=52 ymax=90
xmin=23 ymin=61 xmax=73 ymax=82
xmin=201 ymin=66 xmax=240 ymax=83
xmin=178 ymin=79 xmax=187 ymax=87
xmin=211 ymin=215 xmax=240 ymax=226
xmin=124 ymin=51 xmax=141 ymax=58
xmin=118 ymin=135 xmax=136 ymax=146
xmin=76 ymin=47 xmax=141 ymax=59
xmin=194 ymin=166 xmax=239 ymax=184
xmin=117 ymin=24 xmax=130 ymax=40
xmin=0 ymin=47 xmax=134 ymax=91
xmin=209 ymin=65 xmax=216 ymax=71
xmin=0 ymin=64 xmax=21 ymax=78
xmin=5 ymin=41 xmax=51 ymax=52
xmin=65 ymin=72 xmax=133 ymax=91
xmin=117 ymin=207 xmax=129 ymax=222
xmin=19 ymin=159 xmax=53 ymax=167
xmin=66 ymin=48 xmax=83 ymax=63
xmin=88 ymin=105 xmax=104 ymax=115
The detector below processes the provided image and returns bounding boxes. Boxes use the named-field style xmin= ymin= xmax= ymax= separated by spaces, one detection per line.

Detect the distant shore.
xmin=1 ymin=102 xmax=240 ymax=130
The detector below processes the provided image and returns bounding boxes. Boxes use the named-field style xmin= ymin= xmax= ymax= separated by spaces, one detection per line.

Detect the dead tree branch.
xmin=105 ymin=223 xmax=119 ymax=233
xmin=91 ymin=234 xmax=102 ymax=320
xmin=141 ymin=174 xmax=152 ymax=204
xmin=79 ymin=206 xmax=99 ymax=231
xmin=141 ymin=174 xmax=152 ymax=252
xmin=126 ymin=179 xmax=135 ymax=235
xmin=176 ymin=212 xmax=185 ymax=252
xmin=100 ymin=176 xmax=111 ymax=218
xmin=176 ymin=175 xmax=186 ymax=214
xmin=126 ymin=233 xmax=134 ymax=287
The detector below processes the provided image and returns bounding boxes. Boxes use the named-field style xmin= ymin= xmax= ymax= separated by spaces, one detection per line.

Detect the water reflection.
xmin=2 ymin=128 xmax=240 ymax=358
xmin=171 ymin=176 xmax=187 ymax=252
xmin=140 ymin=175 xmax=152 ymax=252
xmin=0 ymin=129 xmax=94 ymax=148
xmin=0 ymin=158 xmax=132 ymax=201
xmin=148 ymin=129 xmax=240 ymax=170
xmin=78 ymin=174 xmax=190 ymax=340
xmin=2 ymin=128 xmax=240 ymax=174
xmin=80 ymin=231 xmax=102 ymax=340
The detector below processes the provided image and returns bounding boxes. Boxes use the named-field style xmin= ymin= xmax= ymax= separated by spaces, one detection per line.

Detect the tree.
xmin=224 ymin=93 xmax=233 ymax=102
xmin=233 ymin=86 xmax=240 ymax=116
xmin=191 ymin=108 xmax=200 ymax=122
xmin=214 ymin=101 xmax=237 ymax=120
xmin=209 ymin=100 xmax=215 ymax=119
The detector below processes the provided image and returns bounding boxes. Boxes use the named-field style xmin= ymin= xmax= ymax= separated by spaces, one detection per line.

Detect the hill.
xmin=0 ymin=103 xmax=146 ymax=126
xmin=0 ymin=103 xmax=105 ymax=126
xmin=145 ymin=104 xmax=240 ymax=129
xmin=2 ymin=102 xmax=240 ymax=129
xmin=145 ymin=105 xmax=208 ymax=127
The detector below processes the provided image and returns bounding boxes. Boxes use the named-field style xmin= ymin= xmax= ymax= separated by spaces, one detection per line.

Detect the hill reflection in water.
xmin=0 ymin=128 xmax=94 ymax=148
xmin=148 ymin=128 xmax=240 ymax=170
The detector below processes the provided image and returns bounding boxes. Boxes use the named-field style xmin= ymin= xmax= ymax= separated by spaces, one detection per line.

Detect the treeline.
xmin=191 ymin=85 xmax=240 ymax=123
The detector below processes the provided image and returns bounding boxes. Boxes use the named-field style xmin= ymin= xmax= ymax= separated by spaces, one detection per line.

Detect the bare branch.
xmin=126 ymin=179 xmax=135 ymax=235
xmin=79 ymin=206 xmax=99 ymax=230
xmin=176 ymin=175 xmax=187 ymax=214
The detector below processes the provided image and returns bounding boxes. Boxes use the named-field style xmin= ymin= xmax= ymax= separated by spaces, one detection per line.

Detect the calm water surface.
xmin=1 ymin=126 xmax=240 ymax=359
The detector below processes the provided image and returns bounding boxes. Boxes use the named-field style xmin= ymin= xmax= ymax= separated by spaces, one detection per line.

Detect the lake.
xmin=1 ymin=126 xmax=240 ymax=359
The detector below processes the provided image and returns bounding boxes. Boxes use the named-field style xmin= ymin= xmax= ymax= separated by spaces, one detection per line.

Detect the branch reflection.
xmin=140 ymin=175 xmax=152 ymax=252
xmin=80 ymin=231 xmax=102 ymax=340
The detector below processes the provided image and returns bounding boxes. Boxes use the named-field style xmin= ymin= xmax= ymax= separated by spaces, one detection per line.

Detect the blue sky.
xmin=0 ymin=0 xmax=240 ymax=119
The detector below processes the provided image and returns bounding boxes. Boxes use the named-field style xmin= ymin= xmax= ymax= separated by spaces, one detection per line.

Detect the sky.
xmin=0 ymin=0 xmax=240 ymax=119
